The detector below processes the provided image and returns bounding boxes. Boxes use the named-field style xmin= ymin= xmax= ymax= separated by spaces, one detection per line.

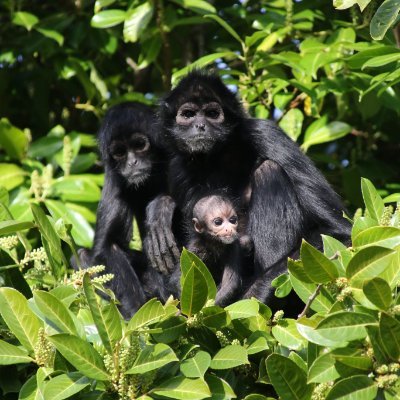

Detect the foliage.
xmin=1 ymin=0 xmax=400 ymax=210
xmin=0 ymin=177 xmax=399 ymax=399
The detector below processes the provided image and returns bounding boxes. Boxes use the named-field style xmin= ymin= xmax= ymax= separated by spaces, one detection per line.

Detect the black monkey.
xmin=75 ymin=102 xmax=168 ymax=318
xmin=170 ymin=194 xmax=251 ymax=306
xmin=145 ymin=71 xmax=351 ymax=310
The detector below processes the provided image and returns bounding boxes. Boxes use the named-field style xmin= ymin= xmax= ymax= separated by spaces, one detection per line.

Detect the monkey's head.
xmin=98 ymin=102 xmax=157 ymax=188
xmin=192 ymin=195 xmax=239 ymax=244
xmin=161 ymin=70 xmax=246 ymax=155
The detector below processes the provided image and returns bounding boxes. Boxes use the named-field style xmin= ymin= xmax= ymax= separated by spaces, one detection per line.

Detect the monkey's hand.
xmin=143 ymin=195 xmax=180 ymax=274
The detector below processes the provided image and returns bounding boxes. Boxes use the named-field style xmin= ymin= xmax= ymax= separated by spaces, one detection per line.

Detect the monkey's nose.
xmin=196 ymin=123 xmax=206 ymax=131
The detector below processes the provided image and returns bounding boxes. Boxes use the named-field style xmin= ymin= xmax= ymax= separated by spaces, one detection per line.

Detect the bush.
xmin=0 ymin=177 xmax=399 ymax=400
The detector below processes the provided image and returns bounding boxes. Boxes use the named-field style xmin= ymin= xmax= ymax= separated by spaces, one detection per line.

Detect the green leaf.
xmin=48 ymin=334 xmax=109 ymax=381
xmin=12 ymin=11 xmax=39 ymax=31
xmin=300 ymin=240 xmax=339 ymax=283
xmin=361 ymin=178 xmax=385 ymax=222
xmin=83 ymin=274 xmax=121 ymax=354
xmin=51 ymin=177 xmax=101 ymax=203
xmin=0 ymin=118 xmax=28 ymax=160
xmin=42 ymin=372 xmax=91 ymax=400
xmin=180 ymin=248 xmax=217 ymax=300
xmin=363 ymin=278 xmax=392 ymax=310
xmin=0 ymin=340 xmax=33 ymax=365
xmin=152 ymin=376 xmax=211 ymax=400
xmin=180 ymin=351 xmax=211 ymax=378
xmin=379 ymin=313 xmax=400 ymax=360
xmin=362 ymin=52 xmax=400 ymax=69
xmin=225 ymin=299 xmax=259 ymax=320
xmin=204 ymin=375 xmax=236 ymax=400
xmin=171 ymin=50 xmax=238 ymax=86
xmin=297 ymin=317 xmax=348 ymax=347
xmin=353 ymin=226 xmax=400 ymax=249
xmin=272 ymin=319 xmax=306 ymax=351
xmin=28 ymin=136 xmax=63 ymax=158
xmin=19 ymin=375 xmax=39 ymax=400
xmin=204 ymin=14 xmax=243 ymax=45
xmin=171 ymin=0 xmax=216 ymax=15
xmin=302 ymin=120 xmax=351 ymax=151
xmin=272 ymin=273 xmax=292 ymax=298
xmin=0 ymin=220 xmax=34 ymax=236
xmin=346 ymin=246 xmax=395 ymax=285
xmin=91 ymin=9 xmax=126 ymax=28
xmin=0 ymin=163 xmax=25 ymax=190
xmin=266 ymin=354 xmax=312 ymax=400
xmin=128 ymin=298 xmax=165 ymax=331
xmin=123 ymin=2 xmax=154 ymax=43
xmin=0 ymin=288 xmax=42 ymax=352
xmin=308 ymin=353 xmax=340 ymax=384
xmin=45 ymin=199 xmax=94 ymax=248
xmin=127 ymin=343 xmax=178 ymax=374
xmin=326 ymin=375 xmax=377 ymax=400
xmin=152 ymin=316 xmax=186 ymax=344
xmin=181 ymin=263 xmax=208 ymax=316
xmin=334 ymin=0 xmax=371 ymax=11
xmin=246 ymin=331 xmax=271 ymax=354
xmin=316 ymin=311 xmax=376 ymax=342
xmin=33 ymin=291 xmax=77 ymax=335
xmin=370 ymin=0 xmax=400 ymax=40
xmin=201 ymin=306 xmax=231 ymax=328
xmin=36 ymin=27 xmax=64 ymax=46
xmin=210 ymin=345 xmax=248 ymax=370
xmin=279 ymin=109 xmax=304 ymax=141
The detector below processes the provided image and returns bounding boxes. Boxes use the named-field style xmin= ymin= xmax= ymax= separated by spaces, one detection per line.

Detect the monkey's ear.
xmin=192 ymin=218 xmax=203 ymax=233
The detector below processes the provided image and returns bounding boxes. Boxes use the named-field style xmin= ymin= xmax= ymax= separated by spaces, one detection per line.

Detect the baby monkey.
xmin=187 ymin=195 xmax=251 ymax=306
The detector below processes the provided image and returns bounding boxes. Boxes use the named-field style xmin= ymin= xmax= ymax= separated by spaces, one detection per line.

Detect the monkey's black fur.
xmin=75 ymin=102 xmax=168 ymax=318
xmin=145 ymin=71 xmax=351 ymax=312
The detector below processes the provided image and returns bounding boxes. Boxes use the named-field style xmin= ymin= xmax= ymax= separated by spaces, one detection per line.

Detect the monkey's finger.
xmin=152 ymin=229 xmax=169 ymax=274
xmin=164 ymin=229 xmax=180 ymax=266
xmin=155 ymin=228 xmax=174 ymax=273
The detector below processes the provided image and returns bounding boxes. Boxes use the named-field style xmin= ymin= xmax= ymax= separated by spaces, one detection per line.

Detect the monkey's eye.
xmin=213 ymin=218 xmax=223 ymax=226
xmin=205 ymin=109 xmax=220 ymax=119
xmin=180 ymin=109 xmax=196 ymax=119
xmin=132 ymin=137 xmax=149 ymax=152
xmin=229 ymin=216 xmax=238 ymax=225
xmin=111 ymin=146 xmax=126 ymax=159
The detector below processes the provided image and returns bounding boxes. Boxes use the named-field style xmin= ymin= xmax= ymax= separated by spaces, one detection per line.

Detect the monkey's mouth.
xmin=181 ymin=137 xmax=215 ymax=153
xmin=218 ymin=235 xmax=237 ymax=244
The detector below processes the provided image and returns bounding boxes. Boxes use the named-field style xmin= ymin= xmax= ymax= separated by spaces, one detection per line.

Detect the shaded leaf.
xmin=210 ymin=345 xmax=248 ymax=370
xmin=152 ymin=376 xmax=211 ymax=400
xmin=326 ymin=375 xmax=377 ymax=400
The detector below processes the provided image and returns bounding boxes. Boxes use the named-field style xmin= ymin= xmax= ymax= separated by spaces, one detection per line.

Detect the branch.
xmin=298 ymin=284 xmax=322 ymax=319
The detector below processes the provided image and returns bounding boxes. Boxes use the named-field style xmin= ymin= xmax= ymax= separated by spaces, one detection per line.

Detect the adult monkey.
xmin=75 ymin=102 xmax=169 ymax=318
xmin=144 ymin=70 xmax=351 ymax=305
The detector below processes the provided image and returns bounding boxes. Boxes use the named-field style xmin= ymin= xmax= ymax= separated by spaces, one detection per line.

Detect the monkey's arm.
xmin=215 ymin=247 xmax=242 ymax=307
xmin=143 ymin=195 xmax=181 ymax=274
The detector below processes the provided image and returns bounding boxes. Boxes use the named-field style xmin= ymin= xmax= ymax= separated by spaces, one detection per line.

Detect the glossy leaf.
xmin=225 ymin=299 xmax=259 ymax=320
xmin=123 ymin=2 xmax=154 ymax=43
xmin=272 ymin=319 xmax=306 ymax=350
xmin=266 ymin=354 xmax=312 ymax=400
xmin=361 ymin=178 xmax=385 ymax=222
xmin=210 ymin=345 xmax=248 ymax=370
xmin=315 ymin=311 xmax=376 ymax=342
xmin=12 ymin=11 xmax=39 ymax=30
xmin=363 ymin=278 xmax=392 ymax=310
xmin=180 ymin=351 xmax=211 ymax=378
xmin=126 ymin=343 xmax=178 ymax=374
xmin=180 ymin=264 xmax=208 ymax=316
xmin=0 ymin=220 xmax=34 ymax=236
xmin=300 ymin=240 xmax=339 ymax=283
xmin=48 ymin=334 xmax=109 ymax=381
xmin=279 ymin=109 xmax=304 ymax=141
xmin=379 ymin=313 xmax=400 ymax=360
xmin=204 ymin=375 xmax=236 ymax=400
xmin=42 ymin=372 xmax=91 ymax=400
xmin=83 ymin=274 xmax=121 ymax=354
xmin=308 ymin=353 xmax=340 ymax=383
xmin=128 ymin=298 xmax=165 ymax=331
xmin=326 ymin=375 xmax=377 ymax=400
xmin=91 ymin=9 xmax=126 ymax=28
xmin=0 ymin=118 xmax=28 ymax=160
xmin=0 ymin=163 xmax=25 ymax=190
xmin=370 ymin=0 xmax=400 ymax=40
xmin=152 ymin=376 xmax=211 ymax=400
xmin=33 ymin=291 xmax=77 ymax=335
xmin=0 ymin=340 xmax=33 ymax=365
xmin=0 ymin=288 xmax=42 ymax=352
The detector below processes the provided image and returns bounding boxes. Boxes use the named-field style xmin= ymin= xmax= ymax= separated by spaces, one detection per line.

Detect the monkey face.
xmin=207 ymin=213 xmax=239 ymax=244
xmin=173 ymin=101 xmax=229 ymax=154
xmin=110 ymin=133 xmax=152 ymax=187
